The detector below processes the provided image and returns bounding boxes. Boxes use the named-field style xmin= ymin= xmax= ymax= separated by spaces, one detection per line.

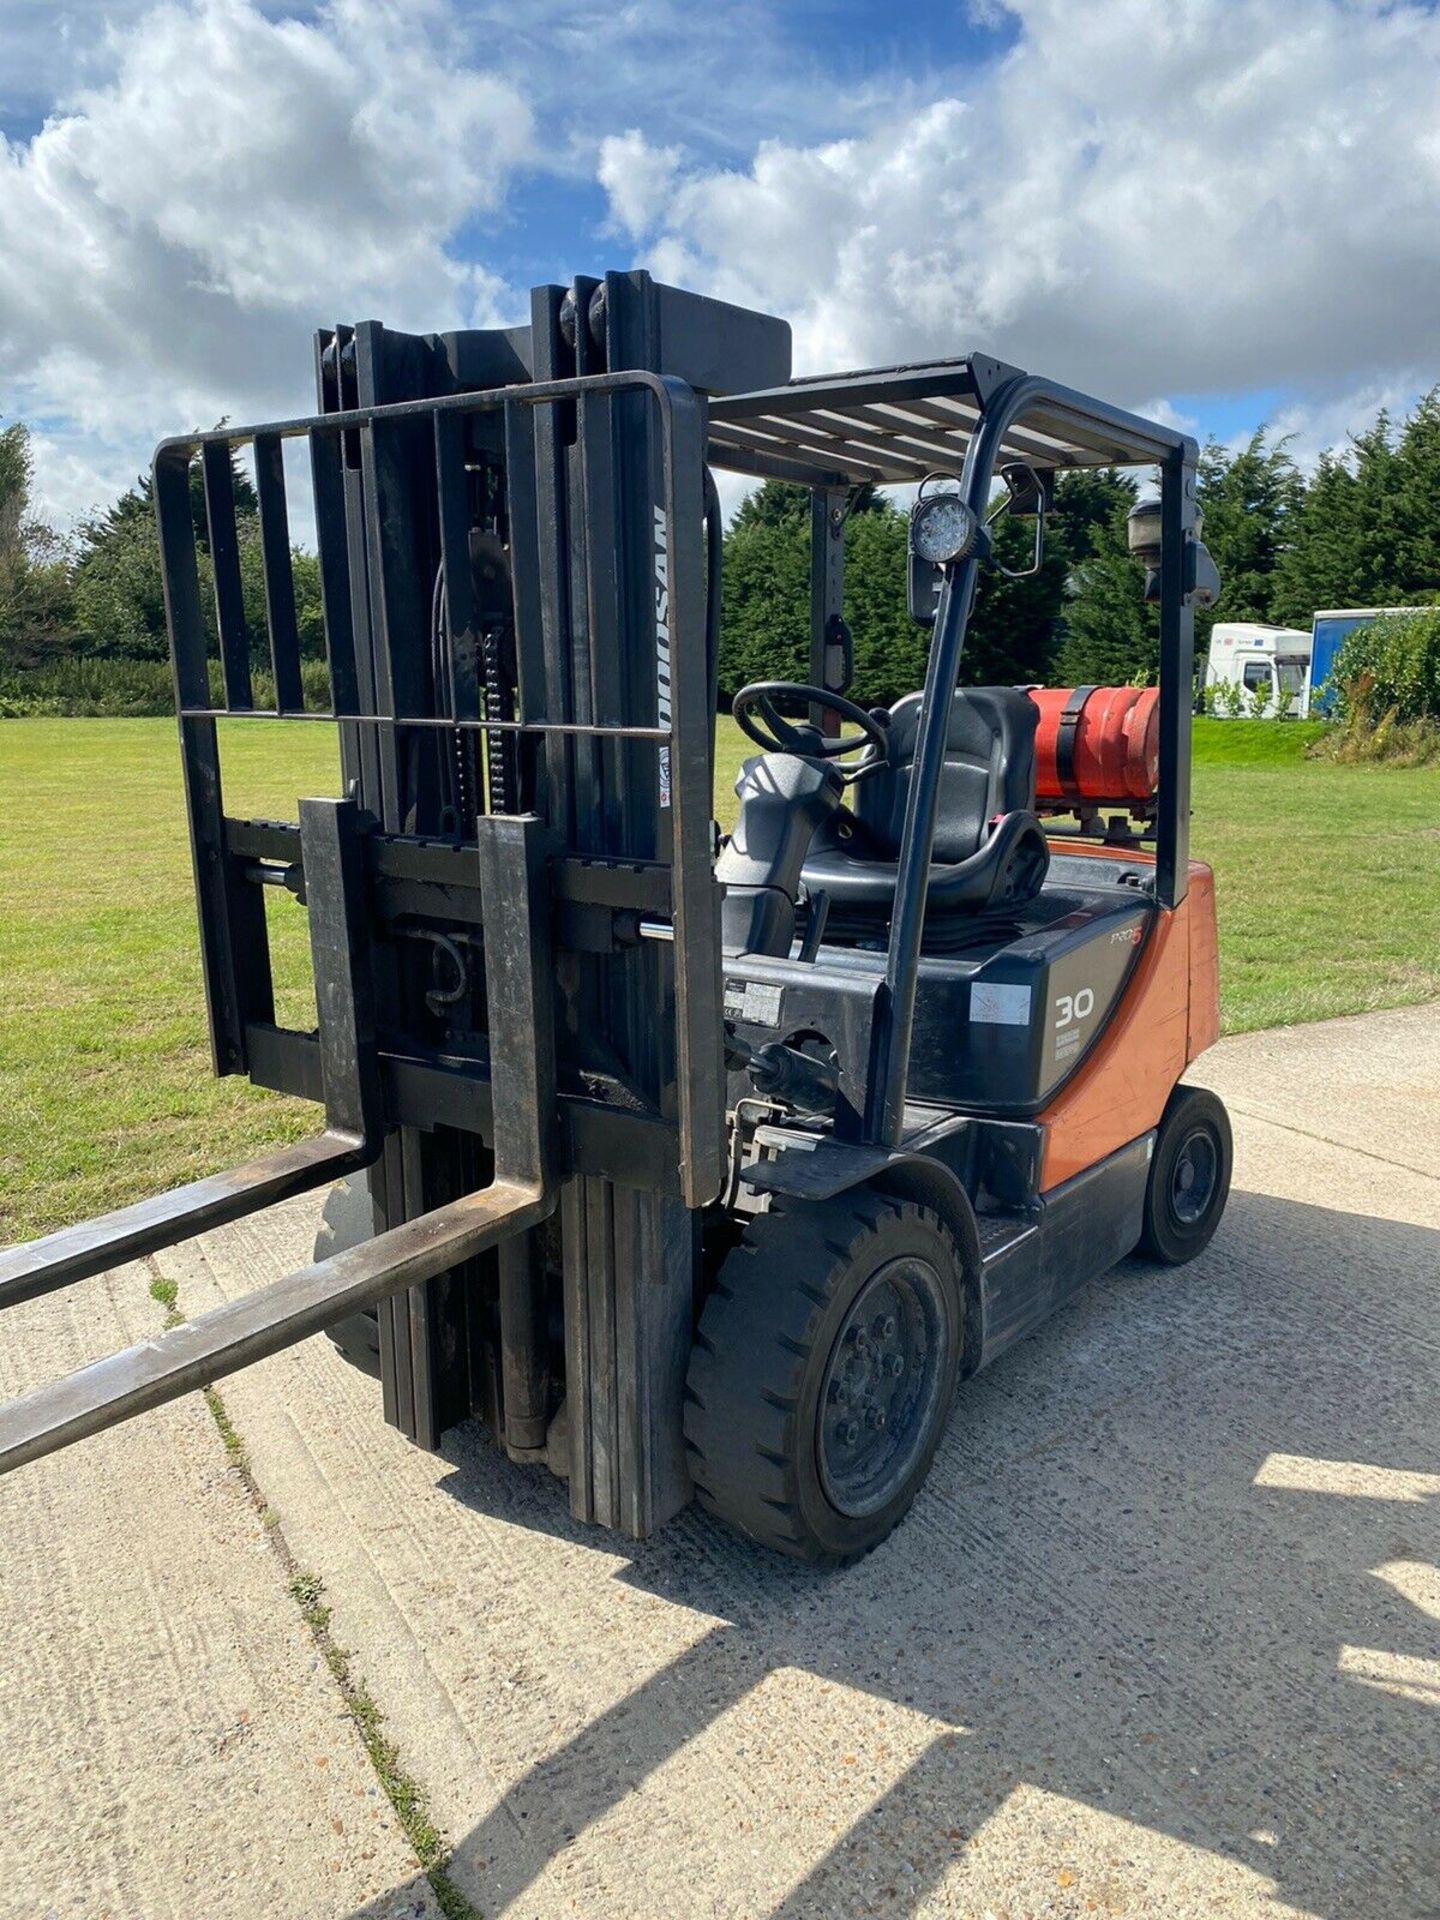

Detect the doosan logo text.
xmin=654 ymin=505 xmax=672 ymax=807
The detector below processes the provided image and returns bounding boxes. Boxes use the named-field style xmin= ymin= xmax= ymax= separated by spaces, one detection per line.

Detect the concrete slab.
xmin=0 ymin=1257 xmax=440 ymax=1920
xmin=5 ymin=1004 xmax=1439 ymax=1920
xmin=1194 ymin=1000 xmax=1440 ymax=1178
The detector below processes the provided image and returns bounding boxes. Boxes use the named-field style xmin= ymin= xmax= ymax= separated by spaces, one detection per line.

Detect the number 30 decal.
xmin=1055 ymin=987 xmax=1095 ymax=1027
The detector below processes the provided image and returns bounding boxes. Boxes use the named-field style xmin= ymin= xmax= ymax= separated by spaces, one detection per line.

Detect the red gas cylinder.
xmin=1027 ymin=685 xmax=1160 ymax=806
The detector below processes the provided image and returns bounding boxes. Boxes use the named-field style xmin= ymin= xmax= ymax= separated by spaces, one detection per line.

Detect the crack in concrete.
xmin=143 ymin=1257 xmax=477 ymax=1920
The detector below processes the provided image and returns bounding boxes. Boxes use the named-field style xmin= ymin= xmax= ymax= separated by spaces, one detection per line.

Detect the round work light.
xmin=909 ymin=492 xmax=979 ymax=566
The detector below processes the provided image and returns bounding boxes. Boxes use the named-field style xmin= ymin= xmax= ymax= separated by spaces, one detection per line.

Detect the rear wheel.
xmin=315 ymin=1177 xmax=382 ymax=1378
xmin=1138 ymin=1084 xmax=1233 ymax=1265
xmin=684 ymin=1192 xmax=964 ymax=1565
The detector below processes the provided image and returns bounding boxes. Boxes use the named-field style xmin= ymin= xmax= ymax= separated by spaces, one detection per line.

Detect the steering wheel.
xmin=732 ymin=682 xmax=888 ymax=768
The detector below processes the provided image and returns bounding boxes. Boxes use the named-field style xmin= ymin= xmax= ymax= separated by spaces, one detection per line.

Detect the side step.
xmin=0 ymin=1178 xmax=551 ymax=1475
xmin=974 ymin=1206 xmax=1041 ymax=1264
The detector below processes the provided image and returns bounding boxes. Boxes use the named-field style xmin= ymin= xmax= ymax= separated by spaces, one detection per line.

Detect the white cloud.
xmin=452 ymin=2 xmax=895 ymax=170
xmin=598 ymin=128 xmax=680 ymax=239
xmin=0 ymin=0 xmax=531 ymax=523
xmin=1136 ymin=398 xmax=1202 ymax=441
xmin=0 ymin=0 xmax=165 ymax=121
xmin=1265 ymin=373 xmax=1429 ymax=471
xmin=606 ymin=0 xmax=1440 ymax=426
xmin=8 ymin=0 xmax=1440 ymax=528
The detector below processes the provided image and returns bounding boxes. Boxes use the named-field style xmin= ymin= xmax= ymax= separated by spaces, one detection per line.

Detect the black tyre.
xmin=684 ymin=1192 xmax=965 ymax=1566
xmin=315 ymin=1177 xmax=382 ymax=1378
xmin=1137 ymin=1084 xmax=1233 ymax=1265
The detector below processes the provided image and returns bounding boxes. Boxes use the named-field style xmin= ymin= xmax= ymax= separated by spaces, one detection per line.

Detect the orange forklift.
xmin=0 ymin=273 xmax=1231 ymax=1563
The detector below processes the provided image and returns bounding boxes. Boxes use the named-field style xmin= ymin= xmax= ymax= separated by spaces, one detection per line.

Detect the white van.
xmin=1203 ymin=622 xmax=1313 ymax=718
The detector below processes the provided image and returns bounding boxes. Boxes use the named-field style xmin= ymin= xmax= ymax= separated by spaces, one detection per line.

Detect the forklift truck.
xmin=0 ymin=272 xmax=1232 ymax=1563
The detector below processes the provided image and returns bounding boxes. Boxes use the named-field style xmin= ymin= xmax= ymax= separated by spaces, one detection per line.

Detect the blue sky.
xmin=2 ymin=0 xmax=1438 ymax=524
xmin=441 ymin=3 xmax=1020 ymax=289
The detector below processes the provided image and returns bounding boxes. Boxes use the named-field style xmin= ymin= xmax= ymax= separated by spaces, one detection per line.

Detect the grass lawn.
xmin=2 ymin=715 xmax=1437 ymax=1240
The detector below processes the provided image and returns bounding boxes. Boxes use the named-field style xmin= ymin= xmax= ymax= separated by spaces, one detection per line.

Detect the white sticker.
xmin=744 ymin=983 xmax=784 ymax=1027
xmin=724 ymin=981 xmax=784 ymax=1028
xmin=971 ymin=982 xmax=1032 ymax=1027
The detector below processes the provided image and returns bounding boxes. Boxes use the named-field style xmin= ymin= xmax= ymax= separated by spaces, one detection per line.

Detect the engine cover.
xmin=721 ymin=885 xmax=1152 ymax=1127
xmin=906 ymin=898 xmax=1150 ymax=1111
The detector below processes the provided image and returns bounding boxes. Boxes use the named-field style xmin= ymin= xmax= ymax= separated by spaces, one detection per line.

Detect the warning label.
xmin=723 ymin=980 xmax=784 ymax=1028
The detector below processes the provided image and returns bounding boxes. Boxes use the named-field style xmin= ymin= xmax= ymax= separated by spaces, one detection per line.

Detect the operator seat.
xmin=800 ymin=687 xmax=1050 ymax=920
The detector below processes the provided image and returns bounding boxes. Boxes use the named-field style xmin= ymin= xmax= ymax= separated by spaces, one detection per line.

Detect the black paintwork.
xmin=722 ymin=875 xmax=1150 ymax=1123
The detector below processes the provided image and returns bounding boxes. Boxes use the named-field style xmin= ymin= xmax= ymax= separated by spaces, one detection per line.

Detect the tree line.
xmin=3 ymin=391 xmax=1439 ymax=710
xmin=0 ymin=424 xmax=326 ymax=689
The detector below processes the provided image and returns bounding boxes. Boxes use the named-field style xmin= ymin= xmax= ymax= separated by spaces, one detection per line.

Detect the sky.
xmin=2 ymin=0 xmax=1439 ymax=529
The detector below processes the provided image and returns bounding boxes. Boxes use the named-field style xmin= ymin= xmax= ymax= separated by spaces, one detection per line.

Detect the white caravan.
xmin=1203 ymin=622 xmax=1313 ymax=718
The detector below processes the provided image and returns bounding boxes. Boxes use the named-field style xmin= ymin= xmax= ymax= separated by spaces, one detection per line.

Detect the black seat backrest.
xmin=852 ymin=687 xmax=1039 ymax=862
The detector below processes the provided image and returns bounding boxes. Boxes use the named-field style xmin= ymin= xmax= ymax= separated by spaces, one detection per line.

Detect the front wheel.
xmin=684 ymin=1192 xmax=965 ymax=1565
xmin=1138 ymin=1084 xmax=1233 ymax=1265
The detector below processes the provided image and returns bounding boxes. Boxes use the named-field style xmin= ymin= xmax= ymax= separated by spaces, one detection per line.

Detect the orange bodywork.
xmin=1037 ymin=846 xmax=1220 ymax=1190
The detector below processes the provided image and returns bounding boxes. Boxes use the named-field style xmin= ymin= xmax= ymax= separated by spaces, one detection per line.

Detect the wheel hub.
xmin=1170 ymin=1128 xmax=1218 ymax=1226
xmin=817 ymin=1256 xmax=948 ymax=1518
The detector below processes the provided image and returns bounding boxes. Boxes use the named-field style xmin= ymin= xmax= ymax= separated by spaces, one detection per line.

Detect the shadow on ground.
xmin=348 ymin=1189 xmax=1440 ymax=1919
